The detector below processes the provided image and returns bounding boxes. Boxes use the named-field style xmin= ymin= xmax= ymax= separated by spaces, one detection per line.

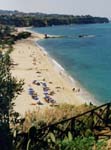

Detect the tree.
xmin=0 ymin=47 xmax=24 ymax=149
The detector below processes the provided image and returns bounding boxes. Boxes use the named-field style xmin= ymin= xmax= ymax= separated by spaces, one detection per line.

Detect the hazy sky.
xmin=0 ymin=0 xmax=110 ymax=17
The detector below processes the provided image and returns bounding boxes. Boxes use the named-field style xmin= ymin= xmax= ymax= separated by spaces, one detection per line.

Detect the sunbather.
xmin=44 ymin=96 xmax=56 ymax=104
xmin=32 ymin=80 xmax=40 ymax=86
xmin=32 ymin=93 xmax=43 ymax=105
xmin=43 ymin=87 xmax=50 ymax=91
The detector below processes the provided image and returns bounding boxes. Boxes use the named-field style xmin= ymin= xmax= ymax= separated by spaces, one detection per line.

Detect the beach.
xmin=11 ymin=28 xmax=94 ymax=116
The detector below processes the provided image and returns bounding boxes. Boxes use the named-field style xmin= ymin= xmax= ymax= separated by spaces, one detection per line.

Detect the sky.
xmin=0 ymin=0 xmax=110 ymax=18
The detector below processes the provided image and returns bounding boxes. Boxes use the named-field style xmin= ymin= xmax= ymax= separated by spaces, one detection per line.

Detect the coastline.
xmin=33 ymin=29 xmax=100 ymax=106
xmin=11 ymin=27 xmax=100 ymax=116
xmin=37 ymin=41 xmax=100 ymax=104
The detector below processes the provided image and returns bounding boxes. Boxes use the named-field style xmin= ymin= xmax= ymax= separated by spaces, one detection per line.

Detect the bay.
xmin=31 ymin=23 xmax=111 ymax=104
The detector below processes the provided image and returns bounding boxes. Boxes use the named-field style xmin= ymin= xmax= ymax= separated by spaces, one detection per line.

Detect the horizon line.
xmin=0 ymin=9 xmax=109 ymax=19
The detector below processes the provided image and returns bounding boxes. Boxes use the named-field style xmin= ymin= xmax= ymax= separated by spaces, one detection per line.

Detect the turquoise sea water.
xmin=31 ymin=23 xmax=111 ymax=104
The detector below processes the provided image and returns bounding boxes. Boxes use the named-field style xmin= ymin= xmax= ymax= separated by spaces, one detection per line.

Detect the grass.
xmin=19 ymin=103 xmax=94 ymax=132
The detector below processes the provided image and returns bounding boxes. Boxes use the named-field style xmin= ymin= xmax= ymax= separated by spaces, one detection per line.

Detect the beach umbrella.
xmin=28 ymin=88 xmax=34 ymax=95
xmin=44 ymin=91 xmax=48 ymax=95
xmin=42 ymin=82 xmax=47 ymax=87
xmin=44 ymin=95 xmax=49 ymax=99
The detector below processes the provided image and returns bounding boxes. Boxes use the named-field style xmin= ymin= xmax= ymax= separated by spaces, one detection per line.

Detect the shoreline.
xmin=33 ymin=30 xmax=100 ymax=106
xmin=11 ymin=27 xmax=100 ymax=116
xmin=48 ymin=54 xmax=100 ymax=105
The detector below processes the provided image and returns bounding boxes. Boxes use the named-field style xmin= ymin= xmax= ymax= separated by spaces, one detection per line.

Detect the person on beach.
xmin=72 ymin=88 xmax=75 ymax=92
xmin=44 ymin=95 xmax=56 ymax=104
xmin=31 ymin=92 xmax=43 ymax=105
xmin=32 ymin=93 xmax=38 ymax=99
xmin=32 ymin=80 xmax=40 ymax=86
xmin=72 ymin=88 xmax=80 ymax=92
xmin=32 ymin=57 xmax=36 ymax=65
xmin=78 ymin=88 xmax=80 ymax=92
xmin=44 ymin=34 xmax=48 ymax=38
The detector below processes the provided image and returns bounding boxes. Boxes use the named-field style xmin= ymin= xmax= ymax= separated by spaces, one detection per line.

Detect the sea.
xmin=31 ymin=23 xmax=111 ymax=105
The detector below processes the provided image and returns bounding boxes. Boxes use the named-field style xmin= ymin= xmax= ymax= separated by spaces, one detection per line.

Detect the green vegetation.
xmin=0 ymin=25 xmax=14 ymax=48
xmin=0 ymin=53 xmax=110 ymax=150
xmin=19 ymin=103 xmax=92 ymax=132
xmin=16 ymin=32 xmax=31 ymax=40
xmin=58 ymin=136 xmax=107 ymax=150
xmin=16 ymin=131 xmax=107 ymax=150
xmin=12 ymin=102 xmax=111 ymax=150
xmin=0 ymin=25 xmax=31 ymax=49
xmin=0 ymin=25 xmax=32 ymax=149
xmin=0 ymin=10 xmax=109 ymax=27
xmin=0 ymin=23 xmax=110 ymax=150
xmin=0 ymin=47 xmax=24 ymax=149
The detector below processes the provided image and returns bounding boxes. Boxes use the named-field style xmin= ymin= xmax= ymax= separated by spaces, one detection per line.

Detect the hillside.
xmin=0 ymin=10 xmax=109 ymax=27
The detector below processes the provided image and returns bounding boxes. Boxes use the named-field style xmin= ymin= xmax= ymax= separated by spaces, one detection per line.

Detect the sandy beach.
xmin=11 ymin=28 xmax=93 ymax=116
